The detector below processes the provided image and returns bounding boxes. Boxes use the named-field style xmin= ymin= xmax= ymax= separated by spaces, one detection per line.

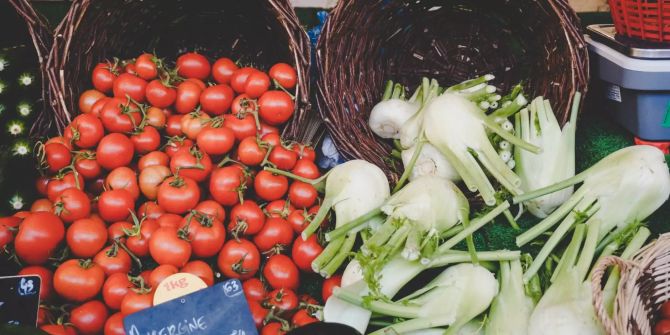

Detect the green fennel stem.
xmin=393 ymin=138 xmax=426 ymax=193
xmin=382 ymin=80 xmax=394 ymax=101
xmin=436 ymin=201 xmax=510 ymax=254
xmin=320 ymin=233 xmax=357 ymax=278
xmin=325 ymin=207 xmax=383 ymax=241
xmin=312 ymin=235 xmax=345 ymax=272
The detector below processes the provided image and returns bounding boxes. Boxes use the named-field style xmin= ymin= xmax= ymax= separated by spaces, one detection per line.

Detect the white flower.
xmin=7 ymin=121 xmax=24 ymax=136
xmin=12 ymin=140 xmax=30 ymax=156
xmin=17 ymin=103 xmax=32 ymax=117
xmin=18 ymin=73 xmax=34 ymax=86
xmin=9 ymin=194 xmax=24 ymax=210
xmin=0 ymin=58 xmax=7 ymax=72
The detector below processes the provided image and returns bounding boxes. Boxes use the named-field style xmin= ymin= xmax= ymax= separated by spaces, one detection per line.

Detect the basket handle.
xmin=591 ymin=255 xmax=631 ymax=335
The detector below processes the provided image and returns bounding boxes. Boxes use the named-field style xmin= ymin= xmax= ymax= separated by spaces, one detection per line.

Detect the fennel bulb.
xmin=517 ymin=145 xmax=670 ymax=281
xmin=528 ymin=223 xmax=605 ymax=335
xmin=515 ymin=96 xmax=578 ymax=218
xmin=401 ymin=143 xmax=460 ymax=182
xmin=368 ymin=81 xmax=420 ymax=139
xmin=485 ymin=260 xmax=534 ymax=335
xmin=423 ymin=93 xmax=539 ymax=206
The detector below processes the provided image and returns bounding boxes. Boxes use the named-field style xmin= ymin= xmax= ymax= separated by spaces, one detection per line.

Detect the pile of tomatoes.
xmin=0 ymin=52 xmax=342 ymax=335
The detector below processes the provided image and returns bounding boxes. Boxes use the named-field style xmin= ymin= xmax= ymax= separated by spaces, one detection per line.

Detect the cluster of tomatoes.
xmin=0 ymin=52 xmax=343 ymax=335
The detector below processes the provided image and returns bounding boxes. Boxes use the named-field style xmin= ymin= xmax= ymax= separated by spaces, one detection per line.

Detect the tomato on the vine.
xmin=265 ymin=200 xmax=295 ymax=219
xmin=15 ymin=212 xmax=65 ymax=265
xmin=248 ymin=299 xmax=269 ymax=329
xmin=184 ymin=213 xmax=226 ymax=258
xmin=169 ymin=146 xmax=212 ymax=182
xmin=164 ymin=136 xmax=193 ymax=157
xmin=263 ymin=254 xmax=299 ymax=290
xmin=200 ymin=84 xmax=234 ymax=115
xmin=230 ymin=67 xmax=256 ymax=93
xmin=228 ymin=200 xmax=265 ymax=236
xmin=176 ymin=52 xmax=211 ymax=80
xmin=157 ymin=213 xmax=182 ymax=229
xmin=67 ymin=217 xmax=108 ymax=258
xmin=292 ymin=309 xmax=319 ymax=327
xmin=254 ymin=170 xmax=288 ymax=201
xmin=149 ymin=227 xmax=192 ymax=267
xmin=47 ymin=171 xmax=84 ymax=202
xmin=253 ymin=217 xmax=294 ymax=254
xmin=292 ymin=234 xmax=323 ymax=273
xmin=243 ymin=278 xmax=267 ymax=302
xmin=139 ymin=165 xmax=171 ymax=200
xmin=74 ymin=151 xmax=102 ymax=180
xmin=90 ymin=96 xmax=111 ymax=117
xmin=180 ymin=260 xmax=214 ymax=286
xmin=65 ymin=113 xmax=105 ymax=149
xmin=113 ymin=73 xmax=148 ymax=103
xmin=238 ymin=136 xmax=267 ymax=166
xmin=44 ymin=143 xmax=71 ymax=173
xmin=135 ymin=53 xmax=159 ymax=80
xmin=70 ymin=300 xmax=109 ymax=335
xmin=180 ymin=111 xmax=211 ymax=140
xmin=322 ymin=275 xmax=342 ymax=302
xmin=120 ymin=288 xmax=153 ymax=316
xmin=217 ymin=239 xmax=260 ymax=280
xmin=209 ymin=165 xmax=247 ymax=206
xmin=102 ymin=273 xmax=132 ymax=310
xmin=96 ymin=133 xmax=135 ymax=170
xmin=175 ymin=81 xmax=203 ymax=114
xmin=54 ymin=259 xmax=105 ymax=302
xmin=288 ymin=181 xmax=318 ymax=209
xmin=130 ymin=125 xmax=162 ymax=154
xmin=196 ymin=122 xmax=236 ymax=156
xmin=244 ymin=71 xmax=271 ymax=98
xmin=125 ymin=218 xmax=159 ymax=257
xmin=224 ymin=113 xmax=258 ymax=141
xmin=53 ymin=188 xmax=91 ymax=223
xmin=92 ymin=62 xmax=119 ymax=93
xmin=269 ymin=63 xmax=297 ymax=90
xmin=149 ymin=264 xmax=178 ymax=288
xmin=266 ymin=288 xmax=299 ymax=316
xmin=156 ymin=176 xmax=201 ymax=214
xmin=146 ymin=106 xmax=168 ymax=128
xmin=261 ymin=322 xmax=286 ymax=335
xmin=258 ymin=90 xmax=294 ymax=126
xmin=98 ymin=189 xmax=135 ymax=222
xmin=138 ymin=201 xmax=165 ymax=220
xmin=212 ymin=57 xmax=238 ymax=84
xmin=104 ymin=312 xmax=126 ymax=335
xmin=292 ymin=159 xmax=320 ymax=179
xmin=166 ymin=114 xmax=184 ymax=136
xmin=193 ymin=200 xmax=226 ymax=222
xmin=40 ymin=324 xmax=77 ymax=335
xmin=138 ymin=151 xmax=169 ymax=170
xmin=93 ymin=244 xmax=132 ymax=276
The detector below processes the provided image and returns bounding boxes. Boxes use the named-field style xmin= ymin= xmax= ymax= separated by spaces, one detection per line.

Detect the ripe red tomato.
xmin=107 ymin=221 xmax=132 ymax=243
xmin=662 ymin=301 xmax=670 ymax=319
xmin=44 ymin=142 xmax=72 ymax=173
xmin=15 ymin=212 xmax=65 ymax=265
xmin=138 ymin=201 xmax=165 ymax=220
xmin=138 ymin=151 xmax=170 ymax=170
xmin=100 ymin=97 xmax=142 ymax=133
xmin=230 ymin=67 xmax=256 ymax=93
xmin=93 ymin=244 xmax=132 ymax=276
xmin=54 ymin=259 xmax=105 ymax=302
xmin=65 ymin=114 xmax=105 ymax=149
xmin=267 ymin=288 xmax=299 ymax=316
xmin=146 ymin=106 xmax=168 ymax=129
xmin=135 ymin=53 xmax=159 ymax=80
xmin=145 ymin=79 xmax=176 ymax=108
xmin=322 ymin=275 xmax=342 ymax=302
xmin=53 ymin=188 xmax=91 ymax=223
xmin=157 ymin=176 xmax=201 ymax=214
xmin=292 ymin=235 xmax=323 ymax=272
xmin=175 ymin=81 xmax=202 ymax=114
xmin=149 ymin=264 xmax=178 ymax=288
xmin=31 ymin=198 xmax=53 ymax=212
xmin=287 ymin=209 xmax=311 ymax=234
xmin=97 ymin=189 xmax=134 ymax=222
xmin=113 ymin=73 xmax=147 ymax=103
xmin=212 ymin=57 xmax=238 ymax=84
xmin=46 ymin=136 xmax=73 ymax=150
xmin=104 ymin=312 xmax=126 ymax=335
xmin=242 ymin=278 xmax=267 ymax=302
xmin=224 ymin=114 xmax=258 ymax=141
xmin=655 ymin=319 xmax=670 ymax=335
xmin=90 ymin=96 xmax=110 ymax=118
xmin=258 ymin=91 xmax=294 ymax=126
xmin=217 ymin=239 xmax=260 ymax=280
xmin=40 ymin=324 xmax=78 ymax=335
xmin=157 ymin=213 xmax=182 ymax=229
xmin=125 ymin=218 xmax=159 ymax=257
xmin=209 ymin=165 xmax=247 ymax=206
xmin=180 ymin=111 xmax=211 ymax=140
xmin=164 ymin=136 xmax=193 ymax=157
xmin=105 ymin=166 xmax=140 ymax=199
xmin=184 ymin=214 xmax=226 ymax=258
xmin=180 ymin=260 xmax=214 ymax=286
xmin=268 ymin=145 xmax=298 ymax=170
xmin=166 ymin=114 xmax=184 ymax=136
xmin=0 ymin=223 xmax=13 ymax=249
xmin=92 ymin=62 xmax=119 ymax=93
xmin=288 ymin=182 xmax=318 ymax=209
xmin=176 ymin=53 xmax=211 ymax=80
xmin=200 ymin=84 xmax=234 ymax=115
xmin=231 ymin=93 xmax=257 ymax=117
xmin=169 ymin=146 xmax=213 ymax=182
xmin=259 ymin=122 xmax=279 ymax=137
xmin=102 ymin=273 xmax=132 ymax=310
xmin=244 ymin=71 xmax=271 ymax=98
xmin=238 ymin=136 xmax=267 ymax=166
xmin=74 ymin=151 xmax=102 ymax=180
xmin=292 ymin=159 xmax=320 ymax=179
xmin=70 ymin=300 xmax=108 ymax=335
xmin=193 ymin=200 xmax=226 ymax=221
xmin=186 ymin=78 xmax=207 ymax=90
xmin=96 ymin=133 xmax=134 ymax=170
xmin=292 ymin=144 xmax=316 ymax=162
xmin=149 ymin=227 xmax=192 ymax=267
xmin=36 ymin=176 xmax=50 ymax=196
xmin=139 ymin=165 xmax=171 ymax=200
xmin=131 ymin=126 xmax=161 ymax=154
xmin=269 ymin=63 xmax=297 ymax=90
xmin=228 ymin=200 xmax=265 ymax=236
xmin=18 ymin=266 xmax=54 ymax=300
xmin=254 ymin=170 xmax=288 ymax=201
xmin=292 ymin=309 xmax=319 ymax=327
xmin=47 ymin=172 xmax=84 ymax=202
xmin=263 ymin=254 xmax=299 ymax=290
xmin=196 ymin=123 xmax=236 ymax=156
xmin=261 ymin=322 xmax=286 ymax=335
xmin=253 ymin=217 xmax=294 ymax=253
xmin=120 ymin=289 xmax=153 ymax=315
xmin=248 ymin=299 xmax=269 ymax=329
xmin=265 ymin=200 xmax=295 ymax=219
xmin=67 ymin=217 xmax=108 ymax=258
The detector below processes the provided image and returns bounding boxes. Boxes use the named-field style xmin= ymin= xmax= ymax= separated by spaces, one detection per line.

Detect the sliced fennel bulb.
xmin=528 ymin=223 xmax=604 ymax=335
xmin=484 ymin=260 xmax=534 ymax=335
xmin=515 ymin=95 xmax=579 ymax=218
xmin=516 ymin=145 xmax=670 ymax=281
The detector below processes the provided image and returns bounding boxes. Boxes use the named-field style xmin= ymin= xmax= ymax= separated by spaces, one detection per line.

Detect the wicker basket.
xmin=18 ymin=0 xmax=314 ymax=141
xmin=315 ymin=0 xmax=589 ymax=182
xmin=592 ymin=233 xmax=670 ymax=335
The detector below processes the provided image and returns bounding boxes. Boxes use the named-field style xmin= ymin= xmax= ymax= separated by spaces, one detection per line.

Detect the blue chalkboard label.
xmin=0 ymin=275 xmax=41 ymax=327
xmin=123 ymin=279 xmax=257 ymax=335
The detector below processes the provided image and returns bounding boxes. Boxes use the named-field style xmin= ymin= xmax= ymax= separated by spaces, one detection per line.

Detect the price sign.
xmin=124 ymin=279 xmax=257 ymax=335
xmin=0 ymin=275 xmax=41 ymax=327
